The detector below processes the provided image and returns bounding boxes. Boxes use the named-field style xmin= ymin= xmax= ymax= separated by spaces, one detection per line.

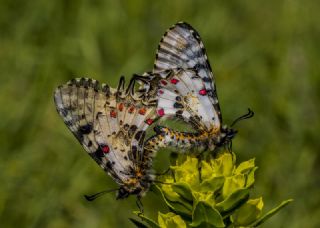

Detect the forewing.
xmin=54 ymin=78 xmax=158 ymax=184
xmin=153 ymin=22 xmax=222 ymax=121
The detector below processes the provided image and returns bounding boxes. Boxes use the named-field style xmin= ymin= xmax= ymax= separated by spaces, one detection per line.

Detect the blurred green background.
xmin=0 ymin=0 xmax=319 ymax=227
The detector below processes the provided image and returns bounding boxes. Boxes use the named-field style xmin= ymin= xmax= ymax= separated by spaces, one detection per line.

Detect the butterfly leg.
xmin=227 ymin=141 xmax=237 ymax=163
xmin=196 ymin=141 xmax=210 ymax=182
xmin=136 ymin=196 xmax=144 ymax=214
xmin=197 ymin=152 xmax=205 ymax=183
xmin=169 ymin=152 xmax=180 ymax=182
xmin=224 ymin=141 xmax=236 ymax=162
xmin=227 ymin=140 xmax=233 ymax=153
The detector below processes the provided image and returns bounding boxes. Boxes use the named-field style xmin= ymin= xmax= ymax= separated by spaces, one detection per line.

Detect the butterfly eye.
xmin=226 ymin=129 xmax=238 ymax=139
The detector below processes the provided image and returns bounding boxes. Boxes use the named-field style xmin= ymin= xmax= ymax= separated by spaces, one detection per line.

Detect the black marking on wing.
xmin=153 ymin=22 xmax=222 ymax=121
xmin=54 ymin=75 xmax=162 ymax=185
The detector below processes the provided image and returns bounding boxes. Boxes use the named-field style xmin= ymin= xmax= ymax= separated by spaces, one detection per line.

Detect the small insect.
xmin=143 ymin=22 xmax=254 ymax=153
xmin=53 ymin=74 xmax=169 ymax=207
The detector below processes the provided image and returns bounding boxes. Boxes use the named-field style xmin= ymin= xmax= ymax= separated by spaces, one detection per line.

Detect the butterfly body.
xmin=146 ymin=125 xmax=236 ymax=154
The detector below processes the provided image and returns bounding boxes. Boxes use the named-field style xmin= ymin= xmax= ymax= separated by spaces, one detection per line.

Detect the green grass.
xmin=0 ymin=0 xmax=319 ymax=227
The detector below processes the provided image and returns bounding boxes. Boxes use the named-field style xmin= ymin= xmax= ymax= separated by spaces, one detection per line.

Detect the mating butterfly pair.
xmin=54 ymin=22 xmax=251 ymax=202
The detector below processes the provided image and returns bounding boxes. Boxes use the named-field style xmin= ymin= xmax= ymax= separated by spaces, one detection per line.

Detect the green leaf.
xmin=160 ymin=184 xmax=192 ymax=211
xmin=158 ymin=212 xmax=187 ymax=228
xmin=133 ymin=211 xmax=160 ymax=228
xmin=200 ymin=176 xmax=225 ymax=193
xmin=192 ymin=191 xmax=215 ymax=208
xmin=190 ymin=201 xmax=225 ymax=227
xmin=167 ymin=200 xmax=193 ymax=216
xmin=216 ymin=188 xmax=250 ymax=214
xmin=222 ymin=174 xmax=246 ymax=198
xmin=172 ymin=182 xmax=193 ymax=202
xmin=245 ymin=167 xmax=258 ymax=187
xmin=171 ymin=157 xmax=200 ymax=188
xmin=235 ymin=158 xmax=255 ymax=175
xmin=200 ymin=160 xmax=215 ymax=180
xmin=156 ymin=185 xmax=192 ymax=216
xmin=231 ymin=197 xmax=264 ymax=226
xmin=161 ymin=184 xmax=181 ymax=202
xmin=211 ymin=152 xmax=235 ymax=177
xmin=250 ymin=199 xmax=293 ymax=227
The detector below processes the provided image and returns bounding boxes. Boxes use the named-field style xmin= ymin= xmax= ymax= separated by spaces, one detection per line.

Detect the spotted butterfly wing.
xmin=153 ymin=22 xmax=222 ymax=123
xmin=54 ymin=76 xmax=159 ymax=198
xmin=148 ymin=22 xmax=238 ymax=151
xmin=156 ymin=68 xmax=220 ymax=132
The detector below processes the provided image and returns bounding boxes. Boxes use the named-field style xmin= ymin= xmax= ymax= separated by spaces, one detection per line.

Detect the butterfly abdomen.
xmin=145 ymin=126 xmax=213 ymax=153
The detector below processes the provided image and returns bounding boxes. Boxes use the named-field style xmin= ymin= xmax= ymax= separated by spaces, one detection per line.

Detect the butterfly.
xmin=53 ymin=22 xmax=253 ymax=205
xmin=143 ymin=22 xmax=253 ymax=153
xmin=53 ymin=73 xmax=169 ymax=203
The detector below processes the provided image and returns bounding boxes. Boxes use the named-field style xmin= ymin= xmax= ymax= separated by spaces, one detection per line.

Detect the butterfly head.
xmin=216 ymin=125 xmax=238 ymax=148
xmin=224 ymin=126 xmax=238 ymax=142
xmin=216 ymin=108 xmax=255 ymax=149
xmin=116 ymin=186 xmax=131 ymax=199
xmin=117 ymin=177 xmax=151 ymax=199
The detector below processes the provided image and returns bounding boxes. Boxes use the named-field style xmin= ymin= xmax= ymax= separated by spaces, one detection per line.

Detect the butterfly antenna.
xmin=231 ymin=108 xmax=254 ymax=127
xmin=84 ymin=188 xmax=119 ymax=201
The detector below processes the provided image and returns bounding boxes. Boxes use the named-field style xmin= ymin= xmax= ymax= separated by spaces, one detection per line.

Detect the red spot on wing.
xmin=199 ymin=89 xmax=207 ymax=96
xmin=157 ymin=108 xmax=165 ymax=117
xmin=170 ymin=78 xmax=179 ymax=84
xmin=159 ymin=90 xmax=164 ymax=95
xmin=145 ymin=118 xmax=154 ymax=125
xmin=102 ymin=145 xmax=110 ymax=153
xmin=139 ymin=108 xmax=146 ymax=115
xmin=118 ymin=103 xmax=124 ymax=112
xmin=161 ymin=80 xmax=168 ymax=85
xmin=128 ymin=106 xmax=135 ymax=113
xmin=110 ymin=110 xmax=117 ymax=118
